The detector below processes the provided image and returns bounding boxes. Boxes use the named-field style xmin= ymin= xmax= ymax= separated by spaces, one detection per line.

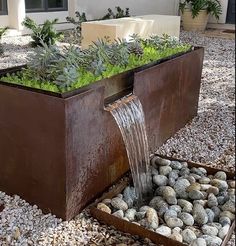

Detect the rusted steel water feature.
xmin=0 ymin=48 xmax=204 ymax=220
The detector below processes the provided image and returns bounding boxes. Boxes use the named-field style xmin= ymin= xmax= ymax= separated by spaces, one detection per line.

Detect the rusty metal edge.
xmin=90 ymin=207 xmax=185 ymax=246
xmin=90 ymin=156 xmax=235 ymax=246
xmin=221 ymin=220 xmax=235 ymax=246
xmin=0 ymin=64 xmax=62 ymax=98
xmin=87 ymin=176 xmax=131 ymax=210
xmin=155 ymin=154 xmax=235 ymax=179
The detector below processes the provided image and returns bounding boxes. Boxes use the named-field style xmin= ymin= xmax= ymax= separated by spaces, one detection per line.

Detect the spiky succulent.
xmin=54 ymin=66 xmax=80 ymax=88
xmin=127 ymin=41 xmax=144 ymax=57
xmin=144 ymin=34 xmax=180 ymax=51
xmin=26 ymin=42 xmax=61 ymax=81
xmin=88 ymin=59 xmax=106 ymax=76
xmin=22 ymin=17 xmax=63 ymax=47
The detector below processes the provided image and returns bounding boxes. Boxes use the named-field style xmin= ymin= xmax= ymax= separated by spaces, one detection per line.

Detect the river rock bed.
xmin=97 ymin=156 xmax=235 ymax=245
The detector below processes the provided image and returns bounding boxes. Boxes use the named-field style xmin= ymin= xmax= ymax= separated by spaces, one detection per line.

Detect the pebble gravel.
xmin=0 ymin=31 xmax=235 ymax=245
xmin=0 ymin=35 xmax=33 ymax=69
xmin=157 ymin=31 xmax=235 ymax=173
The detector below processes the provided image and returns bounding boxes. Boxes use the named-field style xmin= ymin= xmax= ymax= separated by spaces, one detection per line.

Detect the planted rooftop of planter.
xmin=0 ymin=34 xmax=192 ymax=94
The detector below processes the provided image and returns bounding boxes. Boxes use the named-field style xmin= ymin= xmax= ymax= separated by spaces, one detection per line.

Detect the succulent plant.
xmin=66 ymin=11 xmax=87 ymax=43
xmin=2 ymin=34 xmax=191 ymax=92
xmin=22 ymin=17 xmax=63 ymax=47
xmin=55 ymin=66 xmax=80 ymax=88
xmin=127 ymin=41 xmax=144 ymax=57
xmin=102 ymin=6 xmax=130 ymax=20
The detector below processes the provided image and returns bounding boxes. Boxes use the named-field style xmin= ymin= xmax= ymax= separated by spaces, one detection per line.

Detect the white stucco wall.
xmin=70 ymin=0 xmax=179 ymax=20
xmin=0 ymin=0 xmax=231 ymax=30
xmin=27 ymin=11 xmax=69 ymax=25
xmin=0 ymin=16 xmax=9 ymax=26
xmin=208 ymin=0 xmax=228 ymax=23
xmin=7 ymin=0 xmax=25 ymax=30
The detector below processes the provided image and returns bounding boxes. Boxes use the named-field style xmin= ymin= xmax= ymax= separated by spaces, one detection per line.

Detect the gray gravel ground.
xmin=0 ymin=31 xmax=235 ymax=245
xmin=0 ymin=36 xmax=33 ymax=69
xmin=158 ymin=31 xmax=235 ymax=173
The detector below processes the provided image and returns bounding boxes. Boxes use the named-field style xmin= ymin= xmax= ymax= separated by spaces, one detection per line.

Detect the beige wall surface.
xmin=0 ymin=16 xmax=9 ymax=26
xmin=72 ymin=0 xmax=179 ymax=19
xmin=208 ymin=0 xmax=228 ymax=23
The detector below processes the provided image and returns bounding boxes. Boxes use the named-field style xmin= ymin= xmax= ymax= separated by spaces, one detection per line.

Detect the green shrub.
xmin=0 ymin=27 xmax=8 ymax=55
xmin=22 ymin=17 xmax=63 ymax=47
xmin=1 ymin=34 xmax=192 ymax=93
xmin=66 ymin=12 xmax=87 ymax=43
xmin=0 ymin=27 xmax=8 ymax=39
xmin=179 ymin=0 xmax=222 ymax=19
xmin=102 ymin=6 xmax=130 ymax=19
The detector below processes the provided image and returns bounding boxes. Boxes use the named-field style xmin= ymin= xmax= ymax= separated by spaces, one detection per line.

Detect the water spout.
xmin=106 ymin=94 xmax=153 ymax=205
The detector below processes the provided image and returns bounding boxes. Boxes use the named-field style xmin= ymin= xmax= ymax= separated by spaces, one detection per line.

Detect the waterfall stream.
xmin=107 ymin=94 xmax=153 ymax=204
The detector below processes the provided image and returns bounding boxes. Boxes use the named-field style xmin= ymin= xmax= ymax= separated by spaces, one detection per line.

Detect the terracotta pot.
xmin=181 ymin=9 xmax=209 ymax=31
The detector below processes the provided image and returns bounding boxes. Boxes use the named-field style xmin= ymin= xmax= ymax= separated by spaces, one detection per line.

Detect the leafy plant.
xmin=127 ymin=34 xmax=144 ymax=57
xmin=144 ymin=34 xmax=179 ymax=51
xmin=22 ymin=17 xmax=63 ymax=47
xmin=0 ymin=27 xmax=8 ymax=55
xmin=66 ymin=12 xmax=87 ymax=43
xmin=1 ymin=34 xmax=191 ymax=92
xmin=102 ymin=6 xmax=130 ymax=20
xmin=0 ymin=27 xmax=8 ymax=39
xmin=26 ymin=41 xmax=62 ymax=81
xmin=179 ymin=0 xmax=222 ymax=19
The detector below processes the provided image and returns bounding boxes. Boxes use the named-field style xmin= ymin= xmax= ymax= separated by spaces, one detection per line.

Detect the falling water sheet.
xmin=107 ymin=94 xmax=153 ymax=205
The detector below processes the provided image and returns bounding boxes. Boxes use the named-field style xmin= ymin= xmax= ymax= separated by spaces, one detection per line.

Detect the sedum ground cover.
xmin=1 ymin=35 xmax=191 ymax=93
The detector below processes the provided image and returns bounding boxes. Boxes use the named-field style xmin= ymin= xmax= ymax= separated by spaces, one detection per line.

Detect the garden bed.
xmin=0 ymin=47 xmax=204 ymax=220
xmin=0 ymin=48 xmax=191 ymax=100
xmin=91 ymin=155 xmax=235 ymax=246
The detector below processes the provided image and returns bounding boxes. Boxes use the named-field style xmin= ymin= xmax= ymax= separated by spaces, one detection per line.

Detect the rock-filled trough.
xmin=91 ymin=155 xmax=235 ymax=246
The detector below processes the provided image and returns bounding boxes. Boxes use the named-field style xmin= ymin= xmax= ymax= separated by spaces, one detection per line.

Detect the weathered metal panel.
xmin=0 ymin=85 xmax=67 ymax=218
xmin=65 ymin=87 xmax=129 ymax=219
xmin=134 ymin=47 xmax=204 ymax=151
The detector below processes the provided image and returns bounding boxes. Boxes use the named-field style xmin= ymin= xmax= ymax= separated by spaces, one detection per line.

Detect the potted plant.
xmin=179 ymin=0 xmax=222 ymax=31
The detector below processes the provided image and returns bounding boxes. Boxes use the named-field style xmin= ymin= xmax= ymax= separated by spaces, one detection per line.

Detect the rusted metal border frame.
xmin=90 ymin=155 xmax=235 ymax=246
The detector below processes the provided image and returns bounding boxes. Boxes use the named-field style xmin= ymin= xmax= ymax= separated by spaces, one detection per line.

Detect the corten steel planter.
xmin=0 ymin=47 xmax=204 ymax=220
xmin=90 ymin=155 xmax=235 ymax=246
